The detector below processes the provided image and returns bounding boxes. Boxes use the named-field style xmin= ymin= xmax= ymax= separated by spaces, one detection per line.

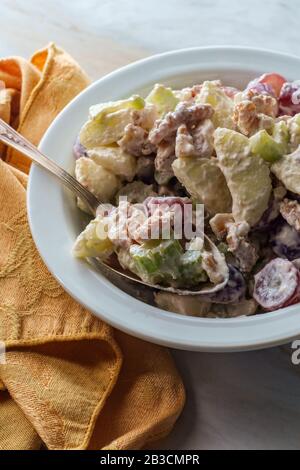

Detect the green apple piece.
xmin=289 ymin=114 xmax=300 ymax=152
xmin=215 ymin=128 xmax=272 ymax=227
xmin=197 ymin=81 xmax=234 ymax=129
xmin=172 ymin=157 xmax=232 ymax=215
xmin=272 ymin=146 xmax=300 ymax=195
xmin=79 ymin=95 xmax=145 ymax=148
xmin=272 ymin=120 xmax=290 ymax=154
xmin=89 ymin=95 xmax=145 ymax=120
xmin=130 ymin=239 xmax=183 ymax=285
xmin=73 ymin=218 xmax=113 ymax=259
xmin=75 ymin=157 xmax=121 ymax=203
xmin=87 ymin=146 xmax=136 ymax=182
xmin=250 ymin=130 xmax=283 ymax=163
xmin=146 ymin=84 xmax=179 ymax=116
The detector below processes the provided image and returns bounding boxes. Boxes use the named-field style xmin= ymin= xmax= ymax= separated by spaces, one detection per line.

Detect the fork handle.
xmin=0 ymin=118 xmax=100 ymax=215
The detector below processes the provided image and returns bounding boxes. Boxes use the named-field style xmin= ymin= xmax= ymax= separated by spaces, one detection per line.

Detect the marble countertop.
xmin=2 ymin=0 xmax=300 ymax=450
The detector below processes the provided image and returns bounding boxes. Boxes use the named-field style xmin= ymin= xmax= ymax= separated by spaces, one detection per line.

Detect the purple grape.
xmin=73 ymin=136 xmax=87 ymax=159
xmin=253 ymin=258 xmax=300 ymax=310
xmin=270 ymin=222 xmax=300 ymax=260
xmin=201 ymin=265 xmax=246 ymax=304
xmin=246 ymin=73 xmax=286 ymax=98
xmin=246 ymin=80 xmax=275 ymax=96
xmin=279 ymin=81 xmax=300 ymax=116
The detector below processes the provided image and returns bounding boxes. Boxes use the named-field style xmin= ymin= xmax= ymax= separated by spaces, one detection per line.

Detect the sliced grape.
xmin=200 ymin=265 xmax=246 ymax=304
xmin=253 ymin=258 xmax=299 ymax=310
xmin=279 ymin=81 xmax=300 ymax=116
xmin=247 ymin=73 xmax=286 ymax=98
xmin=260 ymin=73 xmax=286 ymax=97
xmin=270 ymin=222 xmax=300 ymax=260
xmin=246 ymin=80 xmax=274 ymax=96
xmin=283 ymin=274 xmax=300 ymax=307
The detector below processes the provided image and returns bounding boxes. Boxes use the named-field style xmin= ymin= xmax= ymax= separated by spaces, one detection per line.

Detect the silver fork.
xmin=0 ymin=118 xmax=229 ymax=296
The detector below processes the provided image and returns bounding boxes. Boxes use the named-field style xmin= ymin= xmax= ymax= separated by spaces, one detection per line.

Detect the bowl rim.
xmin=27 ymin=45 xmax=300 ymax=352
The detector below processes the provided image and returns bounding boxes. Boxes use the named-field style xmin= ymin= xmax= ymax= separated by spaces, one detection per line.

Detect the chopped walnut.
xmin=175 ymin=124 xmax=195 ymax=158
xmin=202 ymin=251 xmax=225 ymax=284
xmin=154 ymin=140 xmax=176 ymax=184
xmin=210 ymin=214 xmax=258 ymax=273
xmin=233 ymin=100 xmax=274 ymax=136
xmin=209 ymin=213 xmax=234 ymax=240
xmin=280 ymin=198 xmax=300 ymax=231
xmin=226 ymin=220 xmax=251 ymax=250
xmin=149 ymin=101 xmax=214 ymax=145
xmin=245 ymin=89 xmax=278 ymax=118
xmin=174 ymin=84 xmax=203 ymax=102
xmin=226 ymin=222 xmax=258 ymax=273
xmin=118 ymin=123 xmax=155 ymax=157
xmin=191 ymin=118 xmax=215 ymax=158
xmin=175 ymin=119 xmax=215 ymax=159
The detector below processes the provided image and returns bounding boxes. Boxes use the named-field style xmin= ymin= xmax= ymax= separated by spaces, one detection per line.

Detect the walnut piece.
xmin=149 ymin=101 xmax=214 ymax=145
xmin=233 ymin=99 xmax=274 ymax=136
xmin=154 ymin=140 xmax=176 ymax=184
xmin=210 ymin=214 xmax=258 ymax=273
xmin=246 ymin=90 xmax=278 ymax=118
xmin=175 ymin=124 xmax=195 ymax=158
xmin=280 ymin=198 xmax=300 ymax=231
xmin=118 ymin=123 xmax=155 ymax=157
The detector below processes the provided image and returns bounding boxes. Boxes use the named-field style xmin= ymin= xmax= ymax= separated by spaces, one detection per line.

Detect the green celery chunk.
xmin=130 ymin=239 xmax=183 ymax=285
xmin=179 ymin=250 xmax=207 ymax=286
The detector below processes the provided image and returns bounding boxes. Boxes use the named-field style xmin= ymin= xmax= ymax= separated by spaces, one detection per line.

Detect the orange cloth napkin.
xmin=0 ymin=43 xmax=185 ymax=450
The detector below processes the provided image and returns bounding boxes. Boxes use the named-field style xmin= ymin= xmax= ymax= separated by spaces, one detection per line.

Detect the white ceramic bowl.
xmin=28 ymin=46 xmax=300 ymax=352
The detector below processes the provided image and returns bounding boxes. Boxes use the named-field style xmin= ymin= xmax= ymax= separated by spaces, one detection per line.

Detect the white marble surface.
xmin=2 ymin=0 xmax=300 ymax=450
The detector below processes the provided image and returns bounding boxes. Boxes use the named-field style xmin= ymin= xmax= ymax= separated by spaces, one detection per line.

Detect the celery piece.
xmin=180 ymin=250 xmax=207 ymax=286
xmin=130 ymin=239 xmax=183 ymax=285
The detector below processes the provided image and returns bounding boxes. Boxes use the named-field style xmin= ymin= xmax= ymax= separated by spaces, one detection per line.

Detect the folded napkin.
xmin=0 ymin=43 xmax=185 ymax=450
